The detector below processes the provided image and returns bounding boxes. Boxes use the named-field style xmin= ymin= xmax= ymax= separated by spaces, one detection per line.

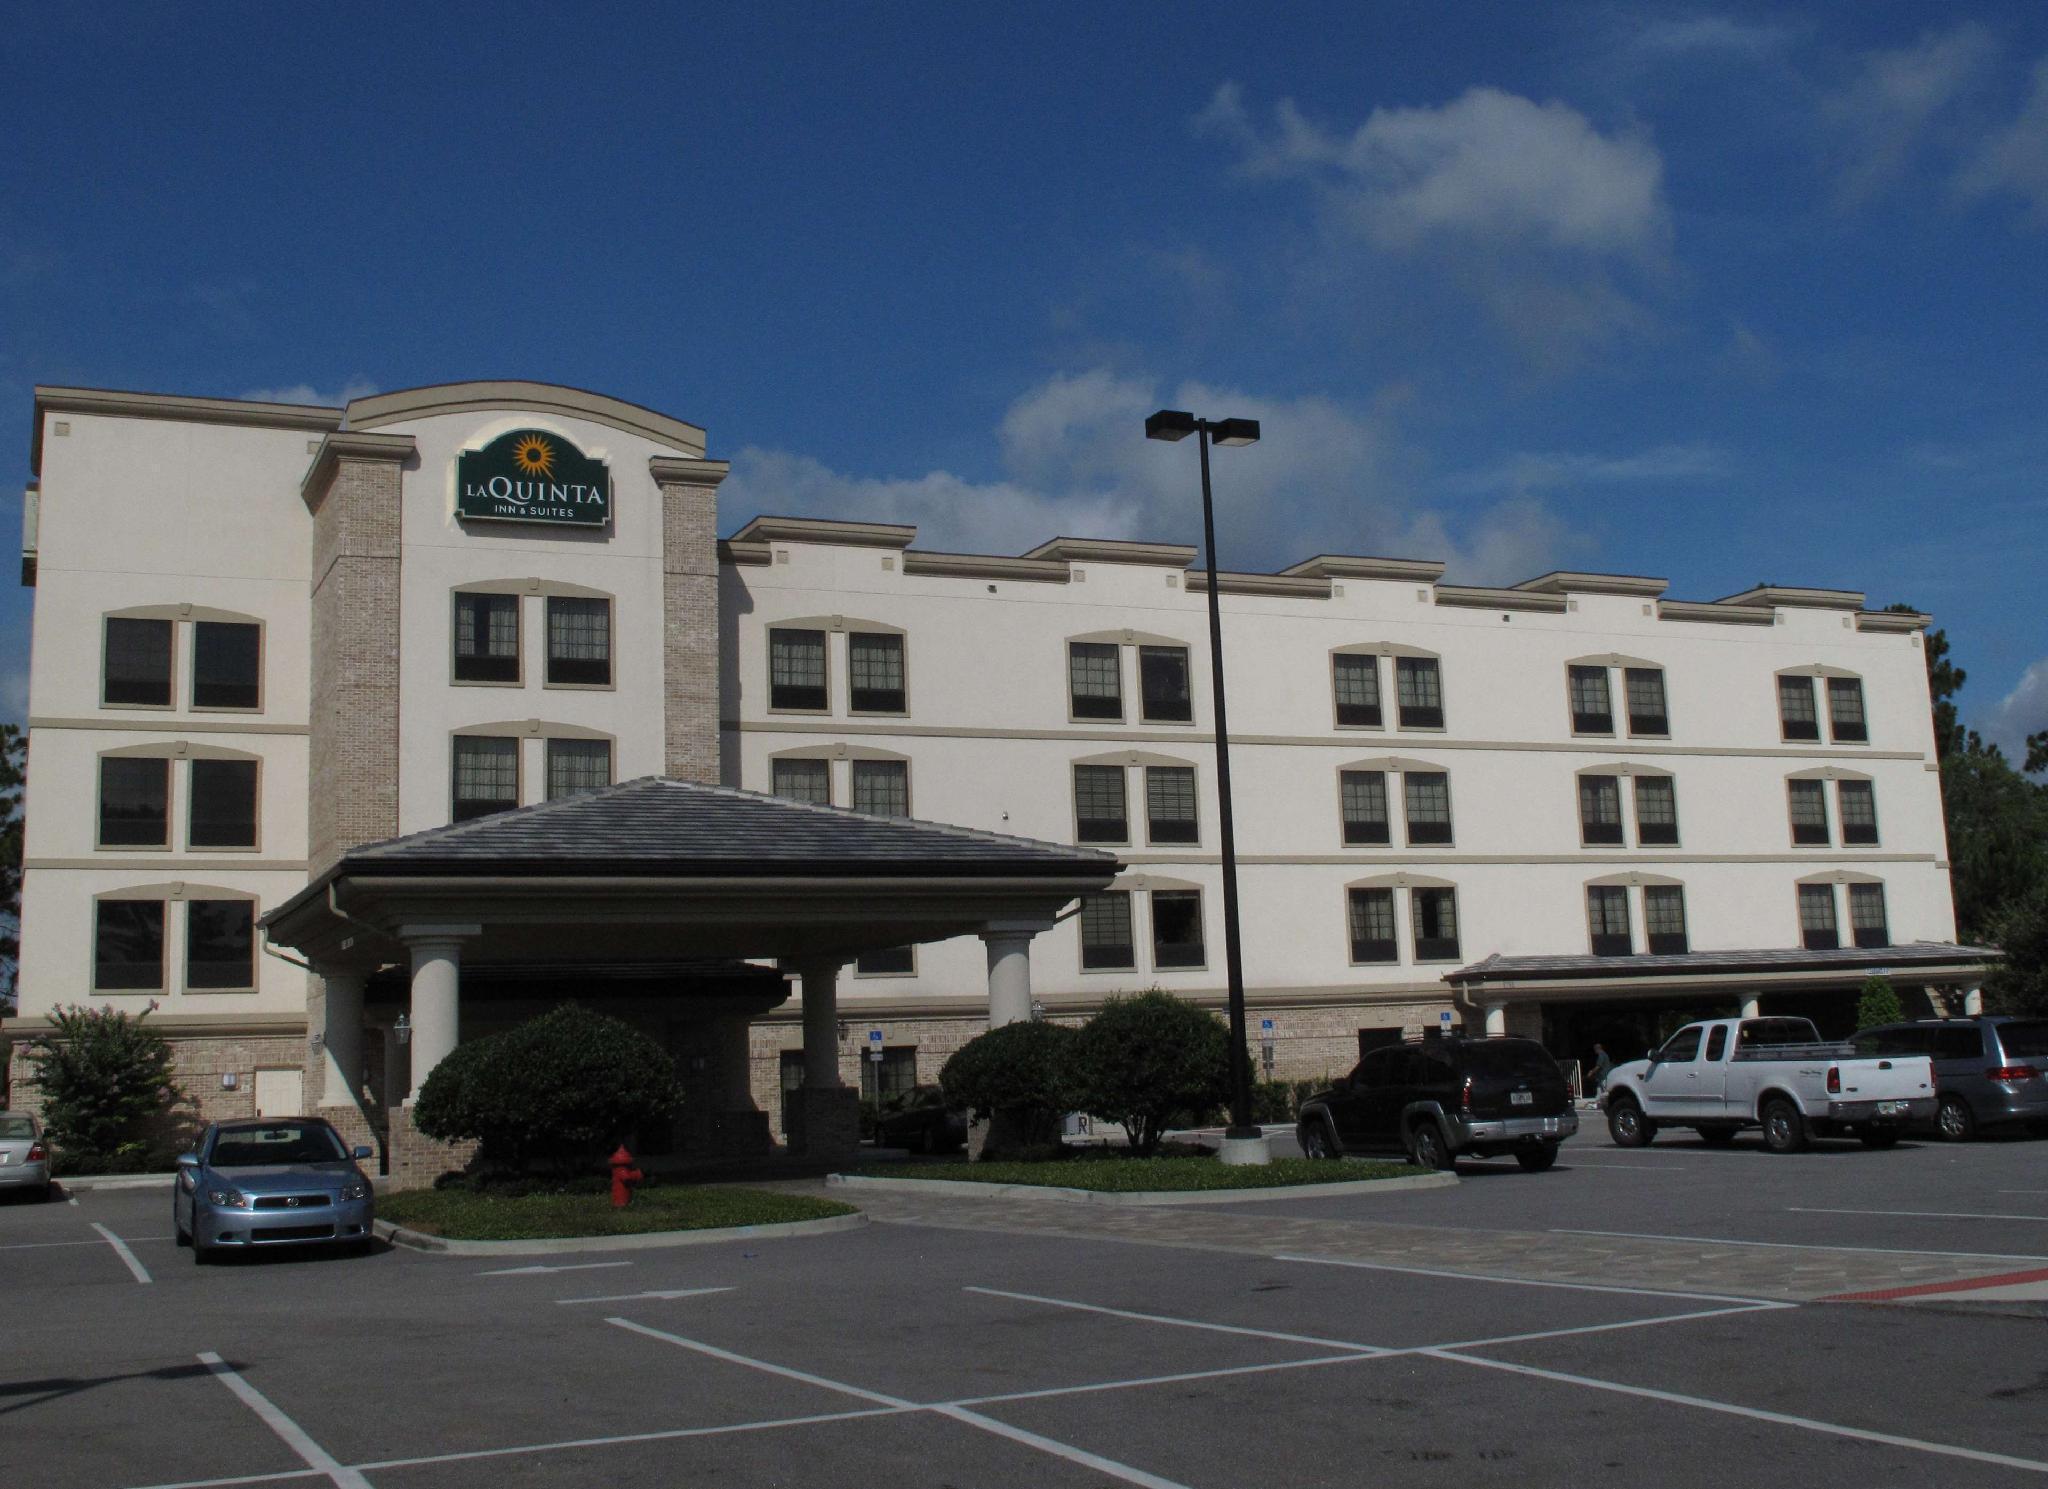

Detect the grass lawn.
xmin=851 ymin=1156 xmax=1415 ymax=1192
xmin=379 ymin=1184 xmax=857 ymax=1241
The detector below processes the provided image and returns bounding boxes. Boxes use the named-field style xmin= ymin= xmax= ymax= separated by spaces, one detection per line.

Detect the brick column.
xmin=652 ymin=456 xmax=728 ymax=784
xmin=303 ymin=431 xmax=415 ymax=871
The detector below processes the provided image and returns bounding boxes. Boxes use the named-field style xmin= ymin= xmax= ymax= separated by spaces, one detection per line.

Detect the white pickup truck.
xmin=1600 ymin=1016 xmax=1937 ymax=1153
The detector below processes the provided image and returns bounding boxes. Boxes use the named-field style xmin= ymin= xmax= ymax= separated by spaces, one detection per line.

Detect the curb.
xmin=824 ymin=1169 xmax=1457 ymax=1206
xmin=372 ymin=1209 xmax=868 ymax=1256
xmin=55 ymin=1174 xmax=176 ymax=1193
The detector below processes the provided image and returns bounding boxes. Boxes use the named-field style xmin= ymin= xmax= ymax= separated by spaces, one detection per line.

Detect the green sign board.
xmin=456 ymin=429 xmax=611 ymax=527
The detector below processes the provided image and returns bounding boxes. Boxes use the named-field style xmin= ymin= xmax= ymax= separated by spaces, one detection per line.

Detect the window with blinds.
xmin=851 ymin=759 xmax=909 ymax=817
xmin=1625 ymin=667 xmax=1669 ymax=736
xmin=1347 ymin=887 xmax=1398 ymax=963
xmin=1333 ymin=654 xmax=1382 ymax=727
xmin=1838 ymin=781 xmax=1879 ymax=845
xmin=546 ymin=738 xmax=612 ymax=800
xmin=1340 ymin=770 xmax=1390 ymax=845
xmin=1411 ymin=887 xmax=1460 ymax=961
xmin=1073 ymin=764 xmax=1128 ymax=844
xmin=1568 ymin=666 xmax=1614 ymax=735
xmin=1827 ymin=678 xmax=1868 ymax=743
xmin=849 ymin=633 xmax=906 ymax=713
xmin=1798 ymin=883 xmax=1839 ymax=949
xmin=1579 ymin=775 xmax=1623 ymax=846
xmin=546 ymin=597 xmax=611 ymax=686
xmin=104 ymin=617 xmax=173 ymax=706
xmin=1068 ymin=642 xmax=1123 ymax=720
xmin=1788 ymin=779 xmax=1830 ymax=845
xmin=772 ymin=758 xmax=831 ymax=805
xmin=1403 ymin=772 xmax=1453 ymax=845
xmin=1850 ymin=883 xmax=1889 ymax=948
xmin=452 ymin=736 xmax=518 ymax=822
xmin=1634 ymin=776 xmax=1679 ymax=846
xmin=1145 ymin=766 xmax=1198 ymax=845
xmin=770 ymin=628 xmax=828 ymax=710
xmin=1778 ymin=675 xmax=1819 ymax=741
xmin=1587 ymin=885 xmax=1632 ymax=956
xmin=1395 ymin=657 xmax=1444 ymax=729
xmin=1644 ymin=885 xmax=1688 ymax=954
xmin=454 ymin=594 xmax=520 ymax=683
xmin=1079 ymin=892 xmax=1135 ymax=969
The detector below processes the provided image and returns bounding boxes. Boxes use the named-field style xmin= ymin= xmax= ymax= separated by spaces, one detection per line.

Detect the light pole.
xmin=1144 ymin=407 xmax=1266 ymax=1165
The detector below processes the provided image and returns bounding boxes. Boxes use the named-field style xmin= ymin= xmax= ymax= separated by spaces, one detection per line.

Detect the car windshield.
xmin=1998 ymin=1022 xmax=2048 ymax=1058
xmin=208 ymin=1123 xmax=345 ymax=1167
xmin=1460 ymin=1041 xmax=1559 ymax=1081
xmin=0 ymin=1116 xmax=34 ymax=1140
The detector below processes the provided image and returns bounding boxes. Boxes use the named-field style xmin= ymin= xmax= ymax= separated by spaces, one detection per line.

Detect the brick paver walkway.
xmin=776 ymin=1180 xmax=2026 ymax=1302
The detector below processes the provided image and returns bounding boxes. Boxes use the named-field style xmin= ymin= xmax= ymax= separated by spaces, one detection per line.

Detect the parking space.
xmin=9 ymin=1180 xmax=2048 ymax=1488
xmin=1225 ymin=1128 xmax=2048 ymax=1262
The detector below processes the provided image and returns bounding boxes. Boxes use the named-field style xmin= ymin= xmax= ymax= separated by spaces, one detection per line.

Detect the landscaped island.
xmin=379 ymin=1185 xmax=856 ymax=1242
xmin=854 ymin=1156 xmax=1413 ymax=1192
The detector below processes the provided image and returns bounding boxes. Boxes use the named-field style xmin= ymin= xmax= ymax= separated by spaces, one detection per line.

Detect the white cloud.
xmin=1981 ymin=657 xmax=2048 ymax=765
xmin=720 ymin=369 xmax=1582 ymax=589
xmin=239 ymin=377 xmax=378 ymax=408
xmin=1958 ymin=55 xmax=2048 ymax=221
xmin=1196 ymin=83 xmax=1670 ymax=364
xmin=1199 ymin=83 xmax=1669 ymax=259
xmin=1627 ymin=14 xmax=1794 ymax=61
xmin=1450 ymin=442 xmax=1729 ymax=496
xmin=1822 ymin=24 xmax=1996 ymax=209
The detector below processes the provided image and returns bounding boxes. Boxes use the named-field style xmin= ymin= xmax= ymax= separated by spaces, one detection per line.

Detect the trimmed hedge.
xmin=411 ymin=1005 xmax=680 ymax=1174
xmin=1073 ymin=992 xmax=1231 ymax=1155
xmin=939 ymin=1019 xmax=1077 ymax=1155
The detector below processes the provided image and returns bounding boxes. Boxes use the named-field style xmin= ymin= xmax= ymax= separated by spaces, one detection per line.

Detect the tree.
xmin=1985 ymin=892 xmax=2048 ymax=1017
xmin=1072 ymin=992 xmax=1231 ymax=1157
xmin=2028 ymin=730 xmax=2047 ymax=777
xmin=938 ymin=1019 xmax=1078 ymax=1155
xmin=411 ymin=1005 xmax=681 ymax=1175
xmin=1938 ymin=742 xmax=2048 ymax=943
xmin=1854 ymin=975 xmax=1904 ymax=1031
xmin=24 ymin=1002 xmax=181 ymax=1157
xmin=0 ymin=723 xmax=23 ymax=1015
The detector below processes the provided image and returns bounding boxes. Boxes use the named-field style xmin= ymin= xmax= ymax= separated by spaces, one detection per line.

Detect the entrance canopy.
xmin=1448 ymin=941 xmax=1998 ymax=1024
xmin=263 ymin=776 xmax=1119 ymax=974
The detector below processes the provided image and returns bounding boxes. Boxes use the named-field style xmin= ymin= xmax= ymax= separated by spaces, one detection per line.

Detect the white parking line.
xmin=1427 ymin=1348 xmax=2048 ymax=1476
xmin=0 ymin=1238 xmax=108 ymax=1250
xmin=197 ymin=1352 xmax=371 ymax=1489
xmin=92 ymin=1222 xmax=152 ymax=1284
xmin=965 ymin=1285 xmax=1394 ymax=1353
xmin=1275 ymin=1251 xmax=1778 ymax=1305
xmin=608 ymin=1317 xmax=1198 ymax=1489
xmin=556 ymin=1286 xmax=733 ymax=1306
xmin=1791 ymin=1206 xmax=2048 ymax=1223
xmin=478 ymin=1260 xmax=632 ymax=1276
xmin=1552 ymin=1226 xmax=2048 ymax=1263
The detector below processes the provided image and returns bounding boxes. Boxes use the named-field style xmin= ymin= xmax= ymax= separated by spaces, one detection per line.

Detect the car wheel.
xmin=1859 ymin=1129 xmax=1901 ymax=1149
xmin=192 ymin=1240 xmax=213 ymax=1266
xmin=175 ymin=1213 xmax=190 ymax=1247
xmin=1606 ymin=1097 xmax=1654 ymax=1148
xmin=1761 ymin=1098 xmax=1809 ymax=1154
xmin=1515 ymin=1142 xmax=1559 ymax=1172
xmin=1299 ymin=1119 xmax=1339 ymax=1161
xmin=1408 ymin=1122 xmax=1453 ymax=1171
xmin=1696 ymin=1125 xmax=1739 ymax=1146
xmin=1936 ymin=1095 xmax=1976 ymax=1143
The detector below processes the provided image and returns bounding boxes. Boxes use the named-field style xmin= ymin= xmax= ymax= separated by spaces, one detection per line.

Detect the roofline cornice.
xmin=1434 ymin=585 xmax=1568 ymax=614
xmin=1022 ymin=537 xmax=1198 ymax=567
xmin=1657 ymin=599 xmax=1775 ymax=627
xmin=1856 ymin=609 xmax=1929 ymax=633
xmin=1514 ymin=570 xmax=1669 ymax=599
xmin=1716 ymin=584 xmax=1866 ymax=611
xmin=345 ymin=381 xmax=706 ymax=455
xmin=731 ymin=515 xmax=918 ymax=550
xmin=1185 ymin=570 xmax=1333 ymax=598
xmin=1280 ymin=554 xmax=1448 ymax=583
xmin=31 ymin=385 xmax=342 ymax=475
xmin=649 ymin=455 xmax=730 ymax=489
xmin=901 ymin=550 xmax=1072 ymax=583
xmin=300 ymin=431 xmax=417 ymax=507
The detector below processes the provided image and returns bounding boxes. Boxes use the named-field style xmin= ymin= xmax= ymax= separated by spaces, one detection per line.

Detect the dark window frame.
xmin=1347 ymin=886 xmax=1398 ymax=964
xmin=1838 ymin=780 xmax=1880 ymax=846
xmin=1633 ymin=775 xmax=1680 ymax=847
xmin=847 ymin=631 xmax=908 ymax=715
xmin=1788 ymin=778 xmax=1830 ymax=846
xmin=1827 ymin=677 xmax=1869 ymax=744
xmin=1078 ymin=891 xmax=1136 ymax=971
xmin=1149 ymin=889 xmax=1207 ymax=969
xmin=1644 ymin=884 xmax=1689 ymax=955
xmin=1587 ymin=885 xmax=1633 ymax=957
xmin=1849 ymin=882 xmax=1889 ymax=949
xmin=850 ymin=758 xmax=910 ymax=818
xmin=544 ymin=595 xmax=613 ymax=688
xmin=1068 ymin=641 xmax=1124 ymax=722
xmin=854 ymin=946 xmax=917 ymax=977
xmin=191 ymin=621 xmax=262 ymax=711
xmin=451 ymin=735 xmax=519 ymax=823
xmin=1578 ymin=774 xmax=1624 ymax=847
xmin=1624 ymin=667 xmax=1670 ymax=737
xmin=1332 ymin=653 xmax=1383 ymax=728
xmin=1402 ymin=771 xmax=1454 ymax=846
xmin=1778 ymin=674 xmax=1820 ymax=742
xmin=768 ymin=627 xmax=829 ymax=712
xmin=1073 ymin=764 xmax=1130 ymax=845
xmin=771 ymin=757 xmax=832 ymax=806
xmin=1138 ymin=645 xmax=1194 ymax=724
xmin=1339 ymin=770 xmax=1391 ymax=846
xmin=187 ymin=757 xmax=259 ymax=849
xmin=103 ymin=616 xmax=174 ymax=708
xmin=1798 ymin=883 xmax=1840 ymax=950
xmin=544 ymin=737 xmax=613 ymax=800
xmin=93 ymin=898 xmax=165 ymax=991
xmin=1394 ymin=656 xmax=1445 ymax=730
xmin=1144 ymin=765 xmax=1199 ymax=846
xmin=1410 ymin=886 xmax=1461 ymax=962
xmin=452 ymin=592 xmax=521 ymax=684
xmin=186 ymin=898 xmax=257 ymax=991
xmin=98 ymin=756 xmax=170 ymax=849
xmin=1568 ymin=665 xmax=1614 ymax=736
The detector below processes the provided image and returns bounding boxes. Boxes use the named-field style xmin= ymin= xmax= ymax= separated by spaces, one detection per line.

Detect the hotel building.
xmin=6 ymin=382 xmax=1991 ymax=1173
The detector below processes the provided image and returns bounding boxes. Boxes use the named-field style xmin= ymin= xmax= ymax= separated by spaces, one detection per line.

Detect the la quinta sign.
xmin=457 ymin=429 xmax=611 ymax=527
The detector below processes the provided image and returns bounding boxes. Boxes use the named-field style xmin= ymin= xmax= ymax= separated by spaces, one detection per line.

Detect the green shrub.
xmin=939 ymin=1019 xmax=1078 ymax=1156
xmin=1248 ymin=1079 xmax=1298 ymax=1124
xmin=1856 ymin=975 xmax=1905 ymax=1031
xmin=1073 ymin=992 xmax=1231 ymax=1156
xmin=24 ymin=1003 xmax=183 ymax=1158
xmin=412 ymin=1005 xmax=681 ymax=1175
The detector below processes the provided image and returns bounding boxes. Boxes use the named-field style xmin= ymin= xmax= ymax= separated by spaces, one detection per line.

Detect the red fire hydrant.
xmin=609 ymin=1145 xmax=643 ymax=1208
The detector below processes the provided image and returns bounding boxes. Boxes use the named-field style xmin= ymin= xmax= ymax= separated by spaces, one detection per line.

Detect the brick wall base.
xmin=785 ymin=1086 xmax=860 ymax=1160
xmin=386 ymin=1104 xmax=478 ymax=1192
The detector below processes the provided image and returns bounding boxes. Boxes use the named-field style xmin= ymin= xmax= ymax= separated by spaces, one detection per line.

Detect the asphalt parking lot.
xmin=5 ymin=1130 xmax=2047 ymax=1489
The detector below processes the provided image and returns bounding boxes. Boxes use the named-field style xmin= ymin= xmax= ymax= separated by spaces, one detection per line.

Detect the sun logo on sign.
xmin=512 ymin=434 xmax=556 ymax=477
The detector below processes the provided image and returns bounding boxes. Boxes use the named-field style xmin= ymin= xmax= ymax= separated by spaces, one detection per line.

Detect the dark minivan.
xmin=1851 ymin=1017 xmax=2048 ymax=1140
xmin=1297 ymin=1035 xmax=1578 ymax=1171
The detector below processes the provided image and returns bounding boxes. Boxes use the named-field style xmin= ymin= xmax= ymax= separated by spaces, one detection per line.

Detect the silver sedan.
xmin=174 ymin=1117 xmax=376 ymax=1263
xmin=0 ymin=1111 xmax=52 ymax=1201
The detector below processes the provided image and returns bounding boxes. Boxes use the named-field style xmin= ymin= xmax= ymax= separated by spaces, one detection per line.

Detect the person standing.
xmin=1588 ymin=1043 xmax=1614 ymax=1096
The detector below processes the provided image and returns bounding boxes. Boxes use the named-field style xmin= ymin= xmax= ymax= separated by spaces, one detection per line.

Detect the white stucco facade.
xmin=8 ymin=381 xmax=1974 ymax=1138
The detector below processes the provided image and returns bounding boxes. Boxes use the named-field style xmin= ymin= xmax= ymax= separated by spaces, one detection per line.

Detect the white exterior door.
xmin=253 ymin=1067 xmax=304 ymax=1118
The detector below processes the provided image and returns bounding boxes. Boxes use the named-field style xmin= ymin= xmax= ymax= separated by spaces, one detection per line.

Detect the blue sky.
xmin=3 ymin=3 xmax=2044 ymax=755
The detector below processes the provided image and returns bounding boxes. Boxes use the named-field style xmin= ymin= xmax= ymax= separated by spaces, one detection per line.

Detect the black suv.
xmin=1297 ymin=1036 xmax=1578 ymax=1171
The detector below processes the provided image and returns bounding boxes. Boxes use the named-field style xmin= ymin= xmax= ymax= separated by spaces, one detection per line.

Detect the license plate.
xmin=1877 ymin=1100 xmax=1904 ymax=1116
xmin=1511 ymin=1091 xmax=1533 ymax=1106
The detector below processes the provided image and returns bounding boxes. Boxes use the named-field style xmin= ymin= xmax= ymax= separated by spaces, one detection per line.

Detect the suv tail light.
xmin=1460 ymin=1076 xmax=1473 ymax=1112
xmin=1826 ymin=1066 xmax=1841 ymax=1095
xmin=26 ymin=1142 xmax=46 ymax=1162
xmin=1987 ymin=1066 xmax=2039 ymax=1083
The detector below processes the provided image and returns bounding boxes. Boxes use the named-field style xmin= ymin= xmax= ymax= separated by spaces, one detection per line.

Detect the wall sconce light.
xmin=394 ymin=1014 xmax=412 ymax=1046
xmin=220 ymin=1072 xmax=239 ymax=1091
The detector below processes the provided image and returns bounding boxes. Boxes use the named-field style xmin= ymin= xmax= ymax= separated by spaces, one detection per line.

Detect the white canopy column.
xmin=316 ymin=972 xmax=366 ymax=1108
xmin=982 ymin=920 xmax=1054 ymax=1029
xmin=401 ymin=925 xmax=478 ymax=1103
xmin=798 ymin=959 xmax=845 ymax=1088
